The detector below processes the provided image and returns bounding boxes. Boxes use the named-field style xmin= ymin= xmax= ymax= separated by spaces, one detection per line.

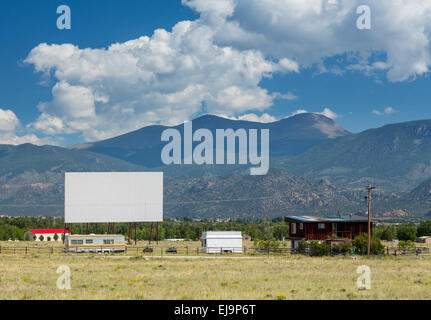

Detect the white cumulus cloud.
xmin=0 ymin=108 xmax=53 ymax=145
xmin=25 ymin=18 xmax=297 ymax=141
xmin=217 ymin=113 xmax=277 ymax=123
xmin=0 ymin=109 xmax=20 ymax=132
xmin=372 ymin=107 xmax=397 ymax=116
xmin=288 ymin=108 xmax=338 ymax=119
xmin=184 ymin=0 xmax=431 ymax=82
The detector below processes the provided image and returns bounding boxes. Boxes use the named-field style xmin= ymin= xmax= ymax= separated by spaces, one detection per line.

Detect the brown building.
xmin=417 ymin=236 xmax=431 ymax=244
xmin=284 ymin=215 xmax=372 ymax=249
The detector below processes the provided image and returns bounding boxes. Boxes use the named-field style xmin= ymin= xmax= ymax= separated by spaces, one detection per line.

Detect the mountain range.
xmin=1 ymin=113 xmax=431 ymax=219
xmin=69 ymin=113 xmax=350 ymax=168
xmin=276 ymin=119 xmax=431 ymax=192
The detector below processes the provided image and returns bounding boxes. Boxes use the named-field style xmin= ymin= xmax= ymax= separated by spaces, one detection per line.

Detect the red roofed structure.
xmin=29 ymin=229 xmax=70 ymax=234
xmin=24 ymin=229 xmax=70 ymax=242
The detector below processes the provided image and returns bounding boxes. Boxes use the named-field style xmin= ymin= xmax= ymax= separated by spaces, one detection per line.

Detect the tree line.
xmin=0 ymin=216 xmax=290 ymax=241
xmin=374 ymin=221 xmax=431 ymax=241
xmin=2 ymin=216 xmax=431 ymax=243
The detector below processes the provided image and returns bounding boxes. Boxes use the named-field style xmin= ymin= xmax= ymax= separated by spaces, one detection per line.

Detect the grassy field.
xmin=1 ymin=250 xmax=431 ymax=300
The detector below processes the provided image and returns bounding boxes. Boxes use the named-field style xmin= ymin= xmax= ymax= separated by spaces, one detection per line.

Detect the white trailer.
xmin=65 ymin=234 xmax=126 ymax=253
xmin=201 ymin=231 xmax=243 ymax=254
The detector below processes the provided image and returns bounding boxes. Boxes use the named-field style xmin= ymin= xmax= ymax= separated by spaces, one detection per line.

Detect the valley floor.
xmin=0 ymin=251 xmax=431 ymax=299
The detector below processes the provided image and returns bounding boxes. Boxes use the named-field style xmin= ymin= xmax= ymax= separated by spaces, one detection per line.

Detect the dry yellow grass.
xmin=1 ymin=252 xmax=431 ymax=300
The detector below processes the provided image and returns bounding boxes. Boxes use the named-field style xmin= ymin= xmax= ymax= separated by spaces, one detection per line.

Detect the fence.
xmin=123 ymin=245 xmax=293 ymax=256
xmin=385 ymin=246 xmax=430 ymax=256
xmin=0 ymin=244 xmax=293 ymax=257
xmin=0 ymin=245 xmax=60 ymax=255
xmin=0 ymin=244 xmax=429 ymax=257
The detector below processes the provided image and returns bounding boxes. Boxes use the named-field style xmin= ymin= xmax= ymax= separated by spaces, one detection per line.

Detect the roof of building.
xmin=284 ymin=215 xmax=369 ymax=223
xmin=418 ymin=236 xmax=431 ymax=239
xmin=202 ymin=231 xmax=242 ymax=239
xmin=29 ymin=229 xmax=70 ymax=234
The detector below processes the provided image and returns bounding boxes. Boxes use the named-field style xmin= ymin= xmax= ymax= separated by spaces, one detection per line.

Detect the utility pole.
xmin=365 ymin=184 xmax=376 ymax=255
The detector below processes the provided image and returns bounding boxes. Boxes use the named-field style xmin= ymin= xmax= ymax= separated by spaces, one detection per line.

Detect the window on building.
xmin=299 ymin=223 xmax=303 ymax=230
xmin=291 ymin=223 xmax=296 ymax=234
xmin=318 ymin=223 xmax=325 ymax=230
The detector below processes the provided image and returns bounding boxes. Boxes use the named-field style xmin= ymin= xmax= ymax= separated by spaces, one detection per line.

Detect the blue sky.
xmin=0 ymin=0 xmax=430 ymax=146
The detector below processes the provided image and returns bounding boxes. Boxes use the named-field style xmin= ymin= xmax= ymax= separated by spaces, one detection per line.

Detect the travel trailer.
xmin=65 ymin=234 xmax=126 ymax=253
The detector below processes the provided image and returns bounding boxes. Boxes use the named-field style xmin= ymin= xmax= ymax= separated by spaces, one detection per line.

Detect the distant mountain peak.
xmin=67 ymin=112 xmax=351 ymax=167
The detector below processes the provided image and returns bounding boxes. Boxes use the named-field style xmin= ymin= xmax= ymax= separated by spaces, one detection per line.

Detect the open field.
xmin=1 ymin=251 xmax=431 ymax=300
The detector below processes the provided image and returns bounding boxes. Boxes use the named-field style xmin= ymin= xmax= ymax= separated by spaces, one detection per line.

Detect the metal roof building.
xmin=284 ymin=215 xmax=372 ymax=249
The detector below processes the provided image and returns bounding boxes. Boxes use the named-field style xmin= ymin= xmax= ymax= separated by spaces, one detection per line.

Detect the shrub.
xmin=398 ymin=240 xmax=415 ymax=248
xmin=353 ymin=234 xmax=385 ymax=255
xmin=38 ymin=235 xmax=44 ymax=241
xmin=254 ymin=239 xmax=280 ymax=249
xmin=309 ymin=240 xmax=328 ymax=256
xmin=297 ymin=240 xmax=307 ymax=253
xmin=331 ymin=241 xmax=353 ymax=255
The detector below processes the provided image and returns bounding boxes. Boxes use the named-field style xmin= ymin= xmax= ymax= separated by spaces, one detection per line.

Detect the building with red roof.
xmin=24 ymin=229 xmax=70 ymax=242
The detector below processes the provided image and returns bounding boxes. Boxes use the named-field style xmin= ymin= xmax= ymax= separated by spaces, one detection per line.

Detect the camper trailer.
xmin=65 ymin=234 xmax=126 ymax=253
xmin=201 ymin=231 xmax=243 ymax=254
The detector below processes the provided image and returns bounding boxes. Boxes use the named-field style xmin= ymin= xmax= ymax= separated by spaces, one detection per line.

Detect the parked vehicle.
xmin=65 ymin=234 xmax=126 ymax=253
xmin=166 ymin=247 xmax=177 ymax=254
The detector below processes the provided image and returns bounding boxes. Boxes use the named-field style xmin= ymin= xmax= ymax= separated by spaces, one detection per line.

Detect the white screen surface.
xmin=65 ymin=172 xmax=163 ymax=223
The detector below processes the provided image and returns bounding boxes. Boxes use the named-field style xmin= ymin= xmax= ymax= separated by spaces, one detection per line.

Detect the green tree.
xmin=39 ymin=235 xmax=44 ymax=241
xmin=273 ymin=223 xmax=289 ymax=240
xmin=396 ymin=224 xmax=417 ymax=241
xmin=417 ymin=220 xmax=431 ymax=237
xmin=379 ymin=225 xmax=397 ymax=241
xmin=53 ymin=233 xmax=59 ymax=241
xmin=353 ymin=234 xmax=385 ymax=255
